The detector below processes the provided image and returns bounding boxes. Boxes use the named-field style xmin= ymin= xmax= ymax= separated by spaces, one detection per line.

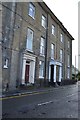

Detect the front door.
xmin=56 ymin=65 xmax=59 ymax=82
xmin=51 ymin=65 xmax=54 ymax=82
xmin=25 ymin=65 xmax=30 ymax=83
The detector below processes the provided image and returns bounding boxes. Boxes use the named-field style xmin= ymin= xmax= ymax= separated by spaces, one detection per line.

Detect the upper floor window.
xmin=60 ymin=33 xmax=63 ymax=43
xmin=52 ymin=25 xmax=55 ymax=35
xmin=26 ymin=28 xmax=33 ymax=51
xmin=40 ymin=37 xmax=45 ymax=56
xmin=68 ymin=40 xmax=70 ymax=48
xmin=28 ymin=3 xmax=35 ymax=19
xmin=68 ymin=54 xmax=70 ymax=67
xmin=41 ymin=15 xmax=46 ymax=29
xmin=39 ymin=61 xmax=44 ymax=78
xmin=51 ymin=44 xmax=55 ymax=59
xmin=60 ymin=49 xmax=63 ymax=62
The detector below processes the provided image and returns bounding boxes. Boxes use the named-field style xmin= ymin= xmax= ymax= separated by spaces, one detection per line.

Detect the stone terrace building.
xmin=1 ymin=2 xmax=74 ymax=91
xmin=78 ymin=2 xmax=80 ymax=72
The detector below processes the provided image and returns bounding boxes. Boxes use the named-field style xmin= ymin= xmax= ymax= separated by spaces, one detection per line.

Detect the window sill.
xmin=41 ymin=25 xmax=46 ymax=29
xmin=3 ymin=66 xmax=8 ymax=69
xmin=67 ymin=66 xmax=70 ymax=68
xmin=60 ymin=60 xmax=63 ymax=63
xmin=28 ymin=14 xmax=35 ymax=20
xmin=52 ymin=33 xmax=56 ymax=37
xmin=51 ymin=58 xmax=54 ymax=60
xmin=40 ymin=54 xmax=45 ymax=57
xmin=26 ymin=49 xmax=33 ymax=53
xmin=60 ymin=41 xmax=63 ymax=43
xmin=39 ymin=76 xmax=44 ymax=79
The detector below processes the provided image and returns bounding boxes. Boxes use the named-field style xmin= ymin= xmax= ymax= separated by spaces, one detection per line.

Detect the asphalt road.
xmin=2 ymin=83 xmax=79 ymax=119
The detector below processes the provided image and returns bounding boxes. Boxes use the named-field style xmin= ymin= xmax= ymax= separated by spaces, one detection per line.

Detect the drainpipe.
xmin=75 ymin=55 xmax=76 ymax=80
xmin=44 ymin=12 xmax=48 ymax=86
xmin=9 ymin=2 xmax=17 ymax=89
xmin=16 ymin=4 xmax=23 ymax=88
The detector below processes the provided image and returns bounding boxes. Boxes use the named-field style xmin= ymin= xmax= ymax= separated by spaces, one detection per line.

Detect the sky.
xmin=43 ymin=0 xmax=79 ymax=68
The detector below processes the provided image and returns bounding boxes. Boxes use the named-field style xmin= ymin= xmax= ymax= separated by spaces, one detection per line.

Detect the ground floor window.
xmin=67 ymin=67 xmax=70 ymax=79
xmin=61 ymin=66 xmax=63 ymax=79
xmin=39 ymin=61 xmax=44 ymax=78
xmin=3 ymin=58 xmax=8 ymax=69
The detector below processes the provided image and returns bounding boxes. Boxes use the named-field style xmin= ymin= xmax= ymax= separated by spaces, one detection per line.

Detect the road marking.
xmin=0 ymin=86 xmax=78 ymax=101
xmin=66 ymin=93 xmax=77 ymax=98
xmin=38 ymin=101 xmax=53 ymax=106
xmin=0 ymin=91 xmax=51 ymax=100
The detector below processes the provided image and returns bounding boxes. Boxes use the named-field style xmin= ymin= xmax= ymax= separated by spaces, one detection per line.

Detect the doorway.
xmin=56 ymin=65 xmax=59 ymax=82
xmin=50 ymin=65 xmax=54 ymax=82
xmin=25 ymin=64 xmax=30 ymax=83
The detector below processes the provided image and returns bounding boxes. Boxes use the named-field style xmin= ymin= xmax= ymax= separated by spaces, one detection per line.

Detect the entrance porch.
xmin=49 ymin=60 xmax=62 ymax=85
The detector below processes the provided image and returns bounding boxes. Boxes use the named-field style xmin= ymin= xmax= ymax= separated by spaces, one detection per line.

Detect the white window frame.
xmin=52 ymin=25 xmax=55 ymax=35
xmin=51 ymin=44 xmax=55 ymax=59
xmin=28 ymin=3 xmax=35 ymax=19
xmin=40 ymin=37 xmax=45 ymax=56
xmin=39 ymin=61 xmax=44 ymax=78
xmin=26 ymin=28 xmax=33 ymax=51
xmin=41 ymin=15 xmax=46 ymax=29
xmin=60 ymin=49 xmax=63 ymax=62
xmin=3 ymin=58 xmax=8 ymax=69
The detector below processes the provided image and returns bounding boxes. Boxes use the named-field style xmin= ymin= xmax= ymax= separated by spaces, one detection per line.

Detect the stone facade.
xmin=2 ymin=2 xmax=74 ymax=91
xmin=0 ymin=3 xmax=2 ymax=92
xmin=78 ymin=2 xmax=80 ymax=72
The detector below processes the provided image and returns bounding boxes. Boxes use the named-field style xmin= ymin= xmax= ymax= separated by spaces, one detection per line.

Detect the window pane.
xmin=67 ymin=68 xmax=70 ymax=78
xmin=3 ymin=58 xmax=8 ymax=68
xmin=27 ymin=39 xmax=32 ymax=50
xmin=68 ymin=55 xmax=70 ymax=66
xmin=41 ymin=38 xmax=44 ymax=46
xmin=26 ymin=28 xmax=33 ymax=51
xmin=60 ymin=33 xmax=63 ymax=42
xmin=60 ymin=49 xmax=63 ymax=62
xmin=52 ymin=25 xmax=55 ymax=35
xmin=41 ymin=15 xmax=46 ymax=28
xmin=51 ymin=44 xmax=55 ymax=59
xmin=39 ymin=61 xmax=44 ymax=77
xmin=29 ymin=3 xmax=35 ymax=18
xmin=40 ymin=37 xmax=45 ymax=55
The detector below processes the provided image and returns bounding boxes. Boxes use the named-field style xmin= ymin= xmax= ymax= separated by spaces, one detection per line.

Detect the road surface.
xmin=2 ymin=82 xmax=79 ymax=119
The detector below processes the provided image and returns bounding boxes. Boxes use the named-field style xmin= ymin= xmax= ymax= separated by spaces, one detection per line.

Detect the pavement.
xmin=1 ymin=86 xmax=58 ymax=98
xmin=1 ymin=82 xmax=78 ymax=98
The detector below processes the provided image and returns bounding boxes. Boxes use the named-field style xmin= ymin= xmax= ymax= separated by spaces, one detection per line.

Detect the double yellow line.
xmin=0 ymin=90 xmax=52 ymax=100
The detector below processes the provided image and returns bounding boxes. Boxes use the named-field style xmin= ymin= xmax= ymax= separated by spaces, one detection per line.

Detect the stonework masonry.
xmin=78 ymin=2 xmax=80 ymax=71
xmin=1 ymin=2 xmax=74 ymax=91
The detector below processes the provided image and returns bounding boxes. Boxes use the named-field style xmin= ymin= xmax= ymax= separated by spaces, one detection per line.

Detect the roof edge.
xmin=39 ymin=1 xmax=74 ymax=40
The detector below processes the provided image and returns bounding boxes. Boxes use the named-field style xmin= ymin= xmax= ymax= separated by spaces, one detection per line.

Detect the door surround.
xmin=21 ymin=54 xmax=36 ymax=85
xmin=49 ymin=60 xmax=62 ymax=82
